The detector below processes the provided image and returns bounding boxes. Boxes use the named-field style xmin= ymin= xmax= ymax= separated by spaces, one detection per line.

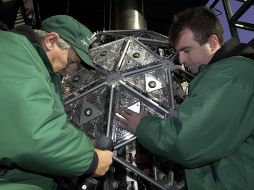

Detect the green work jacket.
xmin=0 ymin=31 xmax=95 ymax=190
xmin=137 ymin=45 xmax=254 ymax=189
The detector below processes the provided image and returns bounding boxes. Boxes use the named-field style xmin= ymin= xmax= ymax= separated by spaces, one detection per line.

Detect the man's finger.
xmin=116 ymin=108 xmax=132 ymax=118
xmin=115 ymin=113 xmax=128 ymax=124
xmin=121 ymin=107 xmax=136 ymax=115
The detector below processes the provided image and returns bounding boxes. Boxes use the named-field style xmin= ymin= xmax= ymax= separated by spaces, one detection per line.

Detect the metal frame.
xmin=63 ymin=30 xmax=189 ymax=190
xmin=210 ymin=0 xmax=254 ymax=41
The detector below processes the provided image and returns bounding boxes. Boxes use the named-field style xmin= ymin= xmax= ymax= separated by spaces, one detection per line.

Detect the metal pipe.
xmin=110 ymin=0 xmax=147 ymax=30
xmin=222 ymin=0 xmax=240 ymax=41
xmin=122 ymin=63 xmax=164 ymax=77
xmin=137 ymin=37 xmax=171 ymax=46
xmin=116 ymin=39 xmax=131 ymax=70
xmin=230 ymin=0 xmax=254 ymax=22
xmin=106 ymin=85 xmax=115 ymax=137
xmin=114 ymin=136 xmax=137 ymax=150
xmin=209 ymin=0 xmax=220 ymax=9
xmin=64 ymin=81 xmax=107 ymax=105
xmin=113 ymin=156 xmax=173 ymax=190
xmin=166 ymin=68 xmax=175 ymax=110
xmin=235 ymin=21 xmax=254 ymax=32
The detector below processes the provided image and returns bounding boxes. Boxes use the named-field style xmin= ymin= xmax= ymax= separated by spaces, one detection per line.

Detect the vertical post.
xmin=221 ymin=0 xmax=240 ymax=41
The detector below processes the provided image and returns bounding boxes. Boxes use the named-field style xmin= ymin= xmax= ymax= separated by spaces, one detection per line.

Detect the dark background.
xmin=36 ymin=0 xmax=209 ymax=36
xmin=1 ymin=0 xmax=253 ymax=41
xmin=0 ymin=0 xmax=209 ymax=36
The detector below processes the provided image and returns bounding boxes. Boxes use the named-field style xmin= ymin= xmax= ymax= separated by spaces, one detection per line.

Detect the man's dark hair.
xmin=169 ymin=7 xmax=224 ymax=46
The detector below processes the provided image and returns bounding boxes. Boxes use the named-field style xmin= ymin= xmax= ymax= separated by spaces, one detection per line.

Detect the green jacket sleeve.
xmin=0 ymin=31 xmax=96 ymax=176
xmin=136 ymin=56 xmax=254 ymax=168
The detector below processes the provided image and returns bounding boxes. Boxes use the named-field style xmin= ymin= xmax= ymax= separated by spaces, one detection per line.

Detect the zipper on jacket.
xmin=210 ymin=163 xmax=220 ymax=183
xmin=0 ymin=167 xmax=9 ymax=176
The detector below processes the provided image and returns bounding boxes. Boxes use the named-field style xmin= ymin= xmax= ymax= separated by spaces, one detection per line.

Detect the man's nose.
xmin=178 ymin=52 xmax=186 ymax=65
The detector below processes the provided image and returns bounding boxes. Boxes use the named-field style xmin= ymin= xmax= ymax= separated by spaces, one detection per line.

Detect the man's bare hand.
xmin=116 ymin=107 xmax=147 ymax=133
xmin=94 ymin=149 xmax=113 ymax=176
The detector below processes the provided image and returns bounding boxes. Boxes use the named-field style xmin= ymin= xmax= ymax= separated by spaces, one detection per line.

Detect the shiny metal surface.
xmin=110 ymin=0 xmax=147 ymax=30
xmin=63 ymin=29 xmax=190 ymax=190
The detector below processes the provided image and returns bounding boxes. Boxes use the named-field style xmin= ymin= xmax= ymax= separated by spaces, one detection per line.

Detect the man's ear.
xmin=208 ymin=35 xmax=219 ymax=52
xmin=44 ymin=32 xmax=59 ymax=50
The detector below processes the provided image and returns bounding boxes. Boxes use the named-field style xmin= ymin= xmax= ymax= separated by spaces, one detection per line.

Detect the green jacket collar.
xmin=33 ymin=44 xmax=63 ymax=102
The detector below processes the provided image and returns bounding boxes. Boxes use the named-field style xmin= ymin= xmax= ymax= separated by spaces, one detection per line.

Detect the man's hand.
xmin=94 ymin=149 xmax=113 ymax=176
xmin=116 ymin=107 xmax=147 ymax=133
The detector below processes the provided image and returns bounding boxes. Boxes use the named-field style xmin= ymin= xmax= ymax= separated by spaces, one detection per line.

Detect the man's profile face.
xmin=64 ymin=48 xmax=81 ymax=75
xmin=44 ymin=33 xmax=81 ymax=75
xmin=51 ymin=45 xmax=81 ymax=75
xmin=175 ymin=28 xmax=213 ymax=74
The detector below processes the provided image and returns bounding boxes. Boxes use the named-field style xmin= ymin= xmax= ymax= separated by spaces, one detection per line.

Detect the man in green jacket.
xmin=117 ymin=7 xmax=254 ymax=190
xmin=0 ymin=15 xmax=112 ymax=190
